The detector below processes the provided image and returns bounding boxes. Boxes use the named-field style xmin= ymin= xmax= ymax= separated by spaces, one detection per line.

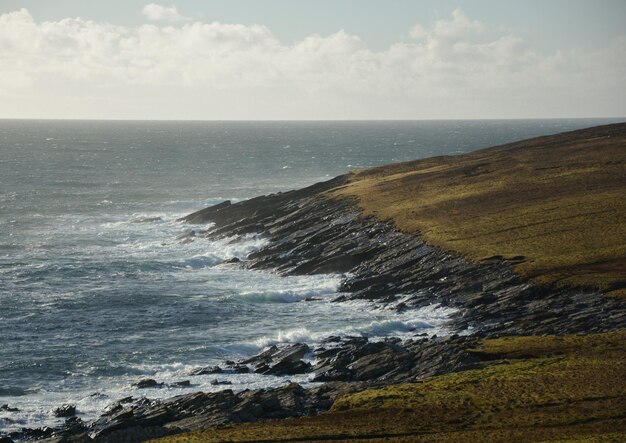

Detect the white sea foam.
xmin=205 ymin=233 xmax=269 ymax=261
xmin=236 ymin=290 xmax=327 ymax=303
xmin=235 ymin=274 xmax=341 ymax=303
xmin=255 ymin=328 xmax=319 ymax=348
xmin=252 ymin=304 xmax=456 ymax=349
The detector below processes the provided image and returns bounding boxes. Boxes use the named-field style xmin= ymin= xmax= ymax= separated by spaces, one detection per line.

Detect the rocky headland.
xmin=4 ymin=123 xmax=625 ymax=442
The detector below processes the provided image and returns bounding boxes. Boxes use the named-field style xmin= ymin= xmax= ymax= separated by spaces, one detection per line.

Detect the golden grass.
xmin=329 ymin=124 xmax=626 ymax=295
xmin=154 ymin=331 xmax=626 ymax=443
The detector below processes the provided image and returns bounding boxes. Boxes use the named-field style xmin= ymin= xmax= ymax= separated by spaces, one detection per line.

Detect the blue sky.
xmin=0 ymin=1 xmax=624 ymax=119
xmin=3 ymin=0 xmax=624 ymax=51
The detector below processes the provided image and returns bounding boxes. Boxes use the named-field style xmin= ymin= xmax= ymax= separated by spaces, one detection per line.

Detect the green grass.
xmin=329 ymin=123 xmax=626 ymax=296
xmin=154 ymin=331 xmax=626 ymax=443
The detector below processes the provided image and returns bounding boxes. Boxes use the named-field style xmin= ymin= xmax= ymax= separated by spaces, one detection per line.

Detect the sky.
xmin=0 ymin=0 xmax=625 ymax=120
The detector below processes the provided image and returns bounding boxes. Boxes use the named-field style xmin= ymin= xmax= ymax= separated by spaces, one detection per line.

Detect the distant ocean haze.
xmin=0 ymin=118 xmax=621 ymax=431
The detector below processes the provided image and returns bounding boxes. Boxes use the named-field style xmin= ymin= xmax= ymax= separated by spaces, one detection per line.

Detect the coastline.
xmin=3 ymin=123 xmax=625 ymax=442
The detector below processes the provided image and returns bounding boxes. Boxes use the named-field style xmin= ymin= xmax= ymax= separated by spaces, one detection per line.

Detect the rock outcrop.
xmin=241 ymin=343 xmax=311 ymax=375
xmin=183 ymin=177 xmax=625 ymax=338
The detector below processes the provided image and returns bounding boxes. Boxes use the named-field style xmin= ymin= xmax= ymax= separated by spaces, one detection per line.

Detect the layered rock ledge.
xmin=183 ymin=174 xmax=624 ymax=338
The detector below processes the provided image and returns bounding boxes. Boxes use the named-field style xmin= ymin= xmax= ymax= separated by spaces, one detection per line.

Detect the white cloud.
xmin=0 ymin=7 xmax=624 ymax=119
xmin=142 ymin=3 xmax=188 ymax=22
xmin=409 ymin=24 xmax=426 ymax=40
xmin=434 ymin=8 xmax=484 ymax=39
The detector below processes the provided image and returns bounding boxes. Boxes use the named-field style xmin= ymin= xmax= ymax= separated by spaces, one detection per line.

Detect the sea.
xmin=0 ymin=118 xmax=621 ymax=432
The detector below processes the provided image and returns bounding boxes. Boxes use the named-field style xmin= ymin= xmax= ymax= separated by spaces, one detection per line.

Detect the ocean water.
xmin=0 ymin=118 xmax=621 ymax=431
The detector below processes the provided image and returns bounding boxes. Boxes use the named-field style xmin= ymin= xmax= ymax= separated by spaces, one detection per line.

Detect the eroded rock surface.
xmin=184 ymin=177 xmax=625 ymax=338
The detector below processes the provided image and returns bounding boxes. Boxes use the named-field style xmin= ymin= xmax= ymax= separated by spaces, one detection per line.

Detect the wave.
xmin=0 ymin=386 xmax=36 ymax=396
xmin=130 ymin=216 xmax=163 ymax=224
xmin=205 ymin=233 xmax=268 ymax=260
xmin=347 ymin=318 xmax=433 ymax=337
xmin=170 ymin=233 xmax=269 ymax=269
xmin=255 ymin=328 xmax=318 ymax=348
xmin=236 ymin=290 xmax=327 ymax=303
xmin=235 ymin=276 xmax=340 ymax=304
xmin=252 ymin=304 xmax=456 ymax=349
xmin=177 ymin=255 xmax=222 ymax=269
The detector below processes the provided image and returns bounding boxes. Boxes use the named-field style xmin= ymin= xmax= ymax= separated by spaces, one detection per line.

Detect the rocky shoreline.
xmin=4 ymin=167 xmax=624 ymax=443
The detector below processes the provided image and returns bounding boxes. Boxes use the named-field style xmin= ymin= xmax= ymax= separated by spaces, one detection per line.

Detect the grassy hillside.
xmin=155 ymin=331 xmax=626 ymax=442
xmin=330 ymin=123 xmax=626 ymax=296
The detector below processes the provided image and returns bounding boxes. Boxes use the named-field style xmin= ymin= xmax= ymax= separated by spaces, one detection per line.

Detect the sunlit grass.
xmin=329 ymin=125 xmax=626 ymax=296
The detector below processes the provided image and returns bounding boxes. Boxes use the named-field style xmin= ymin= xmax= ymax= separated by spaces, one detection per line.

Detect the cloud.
xmin=0 ymin=7 xmax=624 ymax=119
xmin=434 ymin=8 xmax=484 ymax=38
xmin=142 ymin=3 xmax=188 ymax=22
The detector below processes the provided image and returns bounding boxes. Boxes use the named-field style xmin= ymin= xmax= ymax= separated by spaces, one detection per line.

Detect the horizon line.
xmin=1 ymin=116 xmax=625 ymax=123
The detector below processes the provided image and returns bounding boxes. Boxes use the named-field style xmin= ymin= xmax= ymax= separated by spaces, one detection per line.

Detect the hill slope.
xmin=331 ymin=123 xmax=626 ymax=295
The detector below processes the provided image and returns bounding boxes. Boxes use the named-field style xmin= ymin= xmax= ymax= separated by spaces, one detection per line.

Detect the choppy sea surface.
xmin=0 ymin=119 xmax=621 ymax=431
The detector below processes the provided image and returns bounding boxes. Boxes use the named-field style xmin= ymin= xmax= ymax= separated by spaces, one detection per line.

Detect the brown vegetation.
xmin=330 ymin=123 xmax=626 ymax=296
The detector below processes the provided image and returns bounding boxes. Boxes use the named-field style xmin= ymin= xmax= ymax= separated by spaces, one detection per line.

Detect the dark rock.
xmin=133 ymin=379 xmax=163 ymax=389
xmin=83 ymin=381 xmax=345 ymax=440
xmin=102 ymin=397 xmax=136 ymax=416
xmin=242 ymin=345 xmax=278 ymax=365
xmin=242 ymin=343 xmax=311 ymax=376
xmin=0 ymin=437 xmax=14 ymax=443
xmin=321 ymin=336 xmax=342 ymax=344
xmin=53 ymin=404 xmax=76 ymax=417
xmin=171 ymin=380 xmax=191 ymax=387
xmin=266 ymin=359 xmax=311 ymax=376
xmin=135 ymin=397 xmax=154 ymax=407
xmin=189 ymin=365 xmax=222 ymax=375
xmin=176 ymin=229 xmax=198 ymax=245
xmin=90 ymin=406 xmax=137 ymax=439
xmin=347 ymin=348 xmax=403 ymax=381
xmin=312 ymin=368 xmax=352 ymax=382
xmin=0 ymin=404 xmax=19 ymax=412
xmin=61 ymin=416 xmax=87 ymax=435
xmin=20 ymin=427 xmax=54 ymax=439
xmin=230 ymin=364 xmax=249 ymax=374
xmin=131 ymin=216 xmax=162 ymax=224
xmin=210 ymin=379 xmax=233 ymax=386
